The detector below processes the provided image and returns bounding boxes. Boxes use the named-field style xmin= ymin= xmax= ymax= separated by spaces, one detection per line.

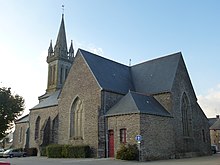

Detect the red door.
xmin=108 ymin=130 xmax=114 ymax=157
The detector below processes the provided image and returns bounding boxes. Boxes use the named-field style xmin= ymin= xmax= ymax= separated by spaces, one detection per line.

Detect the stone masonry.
xmin=58 ymin=52 xmax=101 ymax=156
xmin=171 ymin=55 xmax=211 ymax=156
xmin=29 ymin=106 xmax=58 ymax=154
xmin=13 ymin=14 xmax=211 ymax=161
xmin=13 ymin=120 xmax=29 ymax=149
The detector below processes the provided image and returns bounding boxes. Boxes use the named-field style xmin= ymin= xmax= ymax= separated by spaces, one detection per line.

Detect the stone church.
xmin=13 ymin=14 xmax=211 ymax=160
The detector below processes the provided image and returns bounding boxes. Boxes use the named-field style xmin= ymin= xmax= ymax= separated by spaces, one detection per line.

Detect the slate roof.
xmin=131 ymin=52 xmax=182 ymax=94
xmin=210 ymin=119 xmax=220 ymax=130
xmin=15 ymin=114 xmax=29 ymax=124
xmin=106 ymin=91 xmax=171 ymax=117
xmin=79 ymin=49 xmax=134 ymax=94
xmin=38 ymin=92 xmax=51 ymax=101
xmin=209 ymin=118 xmax=218 ymax=127
xmin=30 ymin=90 xmax=60 ymax=110
xmin=54 ymin=14 xmax=67 ymax=52
xmin=32 ymin=49 xmax=182 ymax=111
xmin=79 ymin=49 xmax=181 ymax=95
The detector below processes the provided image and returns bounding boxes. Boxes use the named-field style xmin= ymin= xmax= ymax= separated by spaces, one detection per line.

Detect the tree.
xmin=0 ymin=87 xmax=25 ymax=139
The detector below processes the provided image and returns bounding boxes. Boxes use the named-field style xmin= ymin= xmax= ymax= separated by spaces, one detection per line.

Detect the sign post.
xmin=135 ymin=135 xmax=142 ymax=161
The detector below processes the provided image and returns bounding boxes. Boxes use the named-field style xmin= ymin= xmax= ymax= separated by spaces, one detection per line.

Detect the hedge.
xmin=46 ymin=144 xmax=92 ymax=158
xmin=47 ymin=144 xmax=63 ymax=158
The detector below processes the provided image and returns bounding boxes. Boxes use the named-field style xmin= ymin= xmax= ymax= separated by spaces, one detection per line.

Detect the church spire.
xmin=46 ymin=13 xmax=74 ymax=93
xmin=69 ymin=40 xmax=74 ymax=59
xmin=54 ymin=14 xmax=68 ymax=58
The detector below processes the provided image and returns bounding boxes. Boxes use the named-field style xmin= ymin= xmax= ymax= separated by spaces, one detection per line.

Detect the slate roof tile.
xmin=79 ymin=49 xmax=134 ymax=94
xmin=131 ymin=52 xmax=182 ymax=94
xmin=106 ymin=91 xmax=171 ymax=117
xmin=32 ymin=49 xmax=182 ymax=111
xmin=210 ymin=119 xmax=220 ymax=130
xmin=30 ymin=90 xmax=60 ymax=110
xmin=15 ymin=114 xmax=29 ymax=124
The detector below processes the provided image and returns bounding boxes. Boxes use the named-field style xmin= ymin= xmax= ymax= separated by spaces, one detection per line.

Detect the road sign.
xmin=135 ymin=135 xmax=142 ymax=143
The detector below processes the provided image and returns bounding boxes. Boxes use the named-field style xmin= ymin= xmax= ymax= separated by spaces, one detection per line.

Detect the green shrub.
xmin=116 ymin=144 xmax=138 ymax=160
xmin=61 ymin=145 xmax=69 ymax=158
xmin=40 ymin=147 xmax=47 ymax=156
xmin=47 ymin=144 xmax=63 ymax=158
xmin=116 ymin=144 xmax=127 ymax=159
xmin=46 ymin=144 xmax=92 ymax=158
xmin=67 ymin=145 xmax=91 ymax=158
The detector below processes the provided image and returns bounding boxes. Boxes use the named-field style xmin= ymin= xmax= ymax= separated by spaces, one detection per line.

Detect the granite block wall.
xmin=58 ymin=53 xmax=101 ymax=156
xmin=13 ymin=122 xmax=29 ymax=149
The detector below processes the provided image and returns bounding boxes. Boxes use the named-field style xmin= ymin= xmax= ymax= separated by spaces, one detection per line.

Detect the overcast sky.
xmin=0 ymin=0 xmax=220 ymax=118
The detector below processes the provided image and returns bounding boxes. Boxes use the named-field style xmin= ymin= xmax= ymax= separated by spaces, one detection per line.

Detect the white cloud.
xmin=87 ymin=44 xmax=104 ymax=55
xmin=73 ymin=41 xmax=104 ymax=56
xmin=198 ymin=84 xmax=220 ymax=118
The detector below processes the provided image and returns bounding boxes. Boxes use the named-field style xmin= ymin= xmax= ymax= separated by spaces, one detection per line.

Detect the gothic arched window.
xmin=181 ymin=93 xmax=190 ymax=137
xmin=65 ymin=67 xmax=69 ymax=79
xmin=35 ymin=116 xmax=41 ymax=140
xmin=52 ymin=115 xmax=59 ymax=143
xmin=70 ymin=97 xmax=84 ymax=139
xmin=19 ymin=127 xmax=23 ymax=143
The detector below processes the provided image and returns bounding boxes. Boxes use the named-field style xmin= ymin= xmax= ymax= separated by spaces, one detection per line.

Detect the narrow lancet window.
xmin=70 ymin=97 xmax=84 ymax=139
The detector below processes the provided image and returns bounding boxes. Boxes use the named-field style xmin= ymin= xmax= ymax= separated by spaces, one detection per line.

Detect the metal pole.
xmin=138 ymin=141 xmax=141 ymax=161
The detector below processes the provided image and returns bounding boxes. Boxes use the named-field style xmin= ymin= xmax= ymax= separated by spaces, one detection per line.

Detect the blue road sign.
xmin=135 ymin=135 xmax=142 ymax=142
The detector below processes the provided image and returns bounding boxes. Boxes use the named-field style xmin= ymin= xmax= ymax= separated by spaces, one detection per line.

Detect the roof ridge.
xmin=16 ymin=114 xmax=29 ymax=122
xmin=132 ymin=52 xmax=182 ymax=67
xmin=128 ymin=92 xmax=140 ymax=112
xmin=78 ymin=49 xmax=129 ymax=68
xmin=129 ymin=90 xmax=151 ymax=96
xmin=106 ymin=89 xmax=171 ymax=117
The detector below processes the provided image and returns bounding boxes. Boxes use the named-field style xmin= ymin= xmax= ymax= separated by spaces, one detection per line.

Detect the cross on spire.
xmin=62 ymin=5 xmax=64 ymax=15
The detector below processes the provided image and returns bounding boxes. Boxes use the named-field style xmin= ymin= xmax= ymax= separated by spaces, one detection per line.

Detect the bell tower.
xmin=46 ymin=14 xmax=74 ymax=93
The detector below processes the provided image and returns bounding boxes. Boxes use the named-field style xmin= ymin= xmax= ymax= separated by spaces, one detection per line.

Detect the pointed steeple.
xmin=69 ymin=40 xmax=74 ymax=59
xmin=54 ymin=14 xmax=68 ymax=57
xmin=45 ymin=13 xmax=74 ymax=93
xmin=48 ymin=40 xmax=54 ymax=56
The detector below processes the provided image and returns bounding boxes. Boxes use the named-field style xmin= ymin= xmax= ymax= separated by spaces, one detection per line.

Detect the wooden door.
xmin=108 ymin=130 xmax=114 ymax=157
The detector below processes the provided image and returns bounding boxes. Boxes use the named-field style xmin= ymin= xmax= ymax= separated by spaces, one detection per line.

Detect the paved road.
xmin=0 ymin=153 xmax=220 ymax=165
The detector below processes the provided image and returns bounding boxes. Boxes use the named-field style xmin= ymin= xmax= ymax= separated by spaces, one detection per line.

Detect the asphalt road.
xmin=0 ymin=153 xmax=220 ymax=165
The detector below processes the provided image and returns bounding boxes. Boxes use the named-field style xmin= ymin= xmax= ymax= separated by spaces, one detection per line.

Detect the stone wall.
xmin=107 ymin=114 xmax=140 ymax=157
xmin=29 ymin=106 xmax=58 ymax=154
xmin=107 ymin=113 xmax=175 ymax=160
xmin=210 ymin=129 xmax=220 ymax=150
xmin=153 ymin=92 xmax=172 ymax=113
xmin=171 ymin=56 xmax=211 ymax=156
xmin=58 ymin=53 xmax=101 ymax=156
xmin=13 ymin=122 xmax=29 ymax=149
xmin=98 ymin=91 xmax=124 ymax=157
xmin=140 ymin=114 xmax=175 ymax=160
xmin=192 ymin=103 xmax=211 ymax=155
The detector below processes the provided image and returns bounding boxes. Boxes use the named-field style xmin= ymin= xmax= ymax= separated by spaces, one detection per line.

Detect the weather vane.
xmin=62 ymin=5 xmax=64 ymax=15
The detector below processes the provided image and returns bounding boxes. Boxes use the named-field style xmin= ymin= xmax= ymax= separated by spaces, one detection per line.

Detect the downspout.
xmin=104 ymin=91 xmax=109 ymax=158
